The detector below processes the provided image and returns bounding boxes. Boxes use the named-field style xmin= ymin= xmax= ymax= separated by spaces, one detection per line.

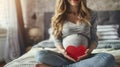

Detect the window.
xmin=0 ymin=0 xmax=8 ymax=28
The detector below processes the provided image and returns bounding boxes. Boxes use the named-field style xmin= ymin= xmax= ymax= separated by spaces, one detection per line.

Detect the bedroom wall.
xmin=21 ymin=0 xmax=56 ymax=40
xmin=21 ymin=0 xmax=120 ymax=40
xmin=87 ymin=0 xmax=120 ymax=11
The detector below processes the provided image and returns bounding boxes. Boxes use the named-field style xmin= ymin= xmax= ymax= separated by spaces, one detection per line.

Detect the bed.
xmin=4 ymin=11 xmax=120 ymax=67
xmin=4 ymin=47 xmax=120 ymax=67
xmin=4 ymin=25 xmax=120 ymax=67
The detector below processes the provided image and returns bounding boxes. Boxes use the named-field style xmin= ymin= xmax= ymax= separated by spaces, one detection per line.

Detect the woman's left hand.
xmin=77 ymin=43 xmax=97 ymax=61
xmin=76 ymin=48 xmax=93 ymax=61
xmin=85 ymin=49 xmax=93 ymax=55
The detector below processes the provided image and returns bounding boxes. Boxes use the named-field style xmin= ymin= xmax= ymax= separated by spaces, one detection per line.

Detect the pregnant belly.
xmin=63 ymin=34 xmax=88 ymax=49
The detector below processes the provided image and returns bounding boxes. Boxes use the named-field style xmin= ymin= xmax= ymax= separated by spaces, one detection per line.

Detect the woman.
xmin=35 ymin=0 xmax=115 ymax=67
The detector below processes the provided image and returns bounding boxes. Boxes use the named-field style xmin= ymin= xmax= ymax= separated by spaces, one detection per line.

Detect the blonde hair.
xmin=51 ymin=0 xmax=90 ymax=39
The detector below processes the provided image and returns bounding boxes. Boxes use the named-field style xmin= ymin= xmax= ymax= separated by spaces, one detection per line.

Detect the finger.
xmin=66 ymin=55 xmax=76 ymax=62
xmin=64 ymin=54 xmax=76 ymax=62
xmin=85 ymin=49 xmax=89 ymax=54
xmin=77 ymin=54 xmax=88 ymax=61
xmin=85 ymin=49 xmax=92 ymax=54
xmin=77 ymin=57 xmax=81 ymax=61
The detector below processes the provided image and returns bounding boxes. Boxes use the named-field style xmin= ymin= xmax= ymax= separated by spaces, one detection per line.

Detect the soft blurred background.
xmin=0 ymin=0 xmax=120 ymax=67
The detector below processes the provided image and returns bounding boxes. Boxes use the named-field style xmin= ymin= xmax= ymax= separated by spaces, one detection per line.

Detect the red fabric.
xmin=66 ymin=45 xmax=87 ymax=60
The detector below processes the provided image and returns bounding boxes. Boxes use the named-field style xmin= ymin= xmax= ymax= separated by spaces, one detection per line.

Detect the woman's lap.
xmin=64 ymin=53 xmax=115 ymax=67
xmin=35 ymin=50 xmax=115 ymax=67
xmin=35 ymin=50 xmax=73 ymax=66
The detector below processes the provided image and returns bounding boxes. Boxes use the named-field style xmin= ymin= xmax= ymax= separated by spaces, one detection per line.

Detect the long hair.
xmin=51 ymin=0 xmax=90 ymax=39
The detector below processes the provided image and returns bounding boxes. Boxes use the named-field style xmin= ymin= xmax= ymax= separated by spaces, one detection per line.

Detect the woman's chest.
xmin=62 ymin=21 xmax=90 ymax=35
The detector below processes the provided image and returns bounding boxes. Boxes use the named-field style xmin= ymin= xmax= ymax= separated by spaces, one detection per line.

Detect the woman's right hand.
xmin=61 ymin=51 xmax=76 ymax=62
xmin=56 ymin=45 xmax=76 ymax=62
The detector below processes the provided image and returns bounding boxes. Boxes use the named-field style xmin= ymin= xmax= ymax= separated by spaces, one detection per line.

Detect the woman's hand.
xmin=62 ymin=51 xmax=76 ymax=62
xmin=56 ymin=45 xmax=76 ymax=62
xmin=76 ymin=48 xmax=94 ymax=61
xmin=59 ymin=48 xmax=76 ymax=62
xmin=85 ymin=49 xmax=93 ymax=55
xmin=77 ymin=43 xmax=96 ymax=61
xmin=60 ymin=49 xmax=76 ymax=62
xmin=77 ymin=54 xmax=88 ymax=61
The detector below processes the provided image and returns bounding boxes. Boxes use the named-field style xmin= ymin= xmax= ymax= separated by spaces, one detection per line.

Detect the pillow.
xmin=97 ymin=40 xmax=120 ymax=49
xmin=32 ymin=28 xmax=55 ymax=48
xmin=32 ymin=40 xmax=55 ymax=48
xmin=97 ymin=25 xmax=119 ymax=40
xmin=97 ymin=25 xmax=120 ymax=49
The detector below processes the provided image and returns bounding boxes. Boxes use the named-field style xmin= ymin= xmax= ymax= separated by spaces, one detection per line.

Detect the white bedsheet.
xmin=4 ymin=48 xmax=120 ymax=67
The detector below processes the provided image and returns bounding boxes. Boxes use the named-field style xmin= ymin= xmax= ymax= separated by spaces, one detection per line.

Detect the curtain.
xmin=3 ymin=0 xmax=25 ymax=63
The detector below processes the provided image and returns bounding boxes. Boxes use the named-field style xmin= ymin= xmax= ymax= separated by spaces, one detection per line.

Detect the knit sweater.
xmin=53 ymin=18 xmax=98 ymax=49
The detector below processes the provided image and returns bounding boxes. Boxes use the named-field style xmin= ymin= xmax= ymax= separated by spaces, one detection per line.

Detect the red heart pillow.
xmin=66 ymin=45 xmax=87 ymax=60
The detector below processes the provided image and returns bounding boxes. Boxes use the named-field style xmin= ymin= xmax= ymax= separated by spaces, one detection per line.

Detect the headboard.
xmin=44 ymin=12 xmax=53 ymax=40
xmin=96 ymin=10 xmax=120 ymax=25
xmin=43 ymin=10 xmax=120 ymax=39
xmin=95 ymin=10 xmax=120 ymax=37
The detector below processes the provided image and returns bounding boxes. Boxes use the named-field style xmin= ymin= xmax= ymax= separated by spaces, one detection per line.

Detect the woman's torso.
xmin=62 ymin=21 xmax=91 ymax=49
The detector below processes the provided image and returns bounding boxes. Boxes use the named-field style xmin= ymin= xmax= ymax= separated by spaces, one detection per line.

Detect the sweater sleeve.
xmin=53 ymin=35 xmax=63 ymax=47
xmin=50 ymin=29 xmax=63 ymax=47
xmin=90 ymin=11 xmax=98 ymax=46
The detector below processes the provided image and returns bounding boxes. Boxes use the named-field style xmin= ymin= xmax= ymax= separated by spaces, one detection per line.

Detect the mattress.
xmin=4 ymin=48 xmax=120 ymax=67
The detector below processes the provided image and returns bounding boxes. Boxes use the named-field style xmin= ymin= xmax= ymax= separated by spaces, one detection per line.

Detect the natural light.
xmin=0 ymin=0 xmax=8 ymax=28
